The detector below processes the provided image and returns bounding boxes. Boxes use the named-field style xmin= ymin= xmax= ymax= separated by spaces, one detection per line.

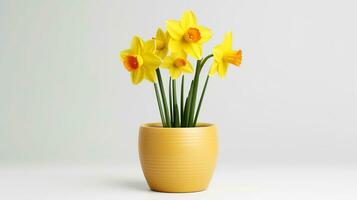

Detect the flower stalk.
xmin=187 ymin=60 xmax=201 ymax=127
xmin=193 ymin=76 xmax=209 ymax=126
xmin=172 ymin=80 xmax=180 ymax=127
xmin=154 ymin=83 xmax=166 ymax=126
xmin=156 ymin=69 xmax=171 ymax=127
xmin=180 ymin=76 xmax=185 ymax=123
xmin=169 ymin=78 xmax=173 ymax=126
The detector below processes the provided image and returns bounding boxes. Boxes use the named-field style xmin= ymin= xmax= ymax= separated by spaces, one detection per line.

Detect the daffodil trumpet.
xmin=119 ymin=10 xmax=243 ymax=127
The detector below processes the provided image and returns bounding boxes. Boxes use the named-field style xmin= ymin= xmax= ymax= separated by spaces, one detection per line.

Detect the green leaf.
xmin=188 ymin=60 xmax=201 ymax=127
xmin=193 ymin=76 xmax=209 ymax=126
xmin=156 ymin=69 xmax=171 ymax=127
xmin=172 ymin=79 xmax=180 ymax=127
xmin=154 ymin=83 xmax=166 ymax=127
xmin=183 ymin=81 xmax=194 ymax=127
xmin=180 ymin=76 xmax=184 ymax=125
xmin=169 ymin=78 xmax=173 ymax=126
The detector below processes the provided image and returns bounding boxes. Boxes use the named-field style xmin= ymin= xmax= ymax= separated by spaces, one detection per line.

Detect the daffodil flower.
xmin=209 ymin=32 xmax=242 ymax=78
xmin=153 ymin=28 xmax=169 ymax=59
xmin=166 ymin=10 xmax=212 ymax=59
xmin=162 ymin=51 xmax=193 ymax=79
xmin=120 ymin=36 xmax=162 ymax=84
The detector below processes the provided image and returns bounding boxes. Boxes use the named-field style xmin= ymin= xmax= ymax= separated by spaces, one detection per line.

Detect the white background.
xmin=1 ymin=0 xmax=357 ymax=199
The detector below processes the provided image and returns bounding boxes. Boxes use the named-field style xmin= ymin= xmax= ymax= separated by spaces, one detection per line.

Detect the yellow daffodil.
xmin=166 ymin=10 xmax=212 ymax=59
xmin=153 ymin=28 xmax=169 ymax=59
xmin=209 ymin=32 xmax=242 ymax=78
xmin=162 ymin=51 xmax=193 ymax=79
xmin=120 ymin=36 xmax=162 ymax=84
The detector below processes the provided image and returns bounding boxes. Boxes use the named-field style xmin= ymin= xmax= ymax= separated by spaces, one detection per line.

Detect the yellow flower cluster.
xmin=119 ymin=10 xmax=243 ymax=84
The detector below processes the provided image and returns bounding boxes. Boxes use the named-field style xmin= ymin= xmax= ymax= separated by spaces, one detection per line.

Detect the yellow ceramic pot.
xmin=139 ymin=123 xmax=218 ymax=193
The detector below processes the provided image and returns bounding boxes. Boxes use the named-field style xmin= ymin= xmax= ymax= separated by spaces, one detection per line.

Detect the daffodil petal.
xmin=184 ymin=43 xmax=202 ymax=59
xmin=181 ymin=62 xmax=194 ymax=73
xmin=131 ymin=67 xmax=144 ymax=84
xmin=156 ymin=28 xmax=166 ymax=41
xmin=120 ymin=49 xmax=132 ymax=61
xmin=143 ymin=39 xmax=155 ymax=53
xmin=168 ymin=39 xmax=184 ymax=52
xmin=154 ymin=28 xmax=169 ymax=58
xmin=142 ymin=53 xmax=161 ymax=70
xmin=169 ymin=68 xmax=181 ymax=79
xmin=198 ymin=25 xmax=212 ymax=44
xmin=209 ymin=61 xmax=218 ymax=76
xmin=222 ymin=32 xmax=232 ymax=51
xmin=213 ymin=45 xmax=224 ymax=61
xmin=165 ymin=31 xmax=170 ymax=41
xmin=217 ymin=62 xmax=229 ymax=78
xmin=131 ymin=36 xmax=143 ymax=55
xmin=166 ymin=20 xmax=184 ymax=40
xmin=180 ymin=10 xmax=197 ymax=30
xmin=172 ymin=51 xmax=187 ymax=59
xmin=144 ymin=68 xmax=157 ymax=82
xmin=156 ymin=48 xmax=168 ymax=59
xmin=138 ymin=55 xmax=144 ymax=67
xmin=162 ymin=56 xmax=174 ymax=68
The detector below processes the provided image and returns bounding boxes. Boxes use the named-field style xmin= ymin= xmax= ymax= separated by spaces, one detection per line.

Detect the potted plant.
xmin=119 ymin=10 xmax=243 ymax=193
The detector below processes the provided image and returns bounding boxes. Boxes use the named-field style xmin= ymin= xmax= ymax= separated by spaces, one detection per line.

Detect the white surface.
xmin=1 ymin=0 xmax=357 ymax=164
xmin=0 ymin=164 xmax=356 ymax=199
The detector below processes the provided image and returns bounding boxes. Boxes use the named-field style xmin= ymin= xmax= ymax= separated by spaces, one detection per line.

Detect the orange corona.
xmin=183 ymin=28 xmax=201 ymax=43
xmin=123 ymin=55 xmax=139 ymax=72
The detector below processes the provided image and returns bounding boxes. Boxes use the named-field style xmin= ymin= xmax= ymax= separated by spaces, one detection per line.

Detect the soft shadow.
xmin=118 ymin=179 xmax=148 ymax=191
xmin=96 ymin=177 xmax=149 ymax=191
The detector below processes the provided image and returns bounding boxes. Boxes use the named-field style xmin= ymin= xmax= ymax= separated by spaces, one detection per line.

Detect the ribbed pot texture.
xmin=139 ymin=123 xmax=218 ymax=193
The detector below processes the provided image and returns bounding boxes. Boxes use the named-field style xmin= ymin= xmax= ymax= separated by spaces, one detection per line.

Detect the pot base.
xmin=149 ymin=188 xmax=206 ymax=193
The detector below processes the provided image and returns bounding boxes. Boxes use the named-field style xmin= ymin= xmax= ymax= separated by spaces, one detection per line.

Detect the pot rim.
xmin=141 ymin=122 xmax=215 ymax=130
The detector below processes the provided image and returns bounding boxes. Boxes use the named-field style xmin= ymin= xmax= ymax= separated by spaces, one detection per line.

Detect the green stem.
xmin=155 ymin=69 xmax=171 ymax=127
xmin=200 ymin=54 xmax=213 ymax=68
xmin=154 ymin=83 xmax=166 ymax=127
xmin=180 ymin=76 xmax=184 ymax=125
xmin=174 ymin=104 xmax=180 ymax=127
xmin=183 ymin=81 xmax=194 ymax=127
xmin=188 ymin=54 xmax=213 ymax=127
xmin=182 ymin=98 xmax=189 ymax=127
xmin=188 ymin=60 xmax=201 ymax=127
xmin=193 ymin=76 xmax=209 ymax=126
xmin=169 ymin=78 xmax=173 ymax=126
xmin=172 ymin=79 xmax=180 ymax=127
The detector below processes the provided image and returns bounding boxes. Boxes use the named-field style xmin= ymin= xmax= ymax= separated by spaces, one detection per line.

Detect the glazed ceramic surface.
xmin=139 ymin=123 xmax=218 ymax=193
